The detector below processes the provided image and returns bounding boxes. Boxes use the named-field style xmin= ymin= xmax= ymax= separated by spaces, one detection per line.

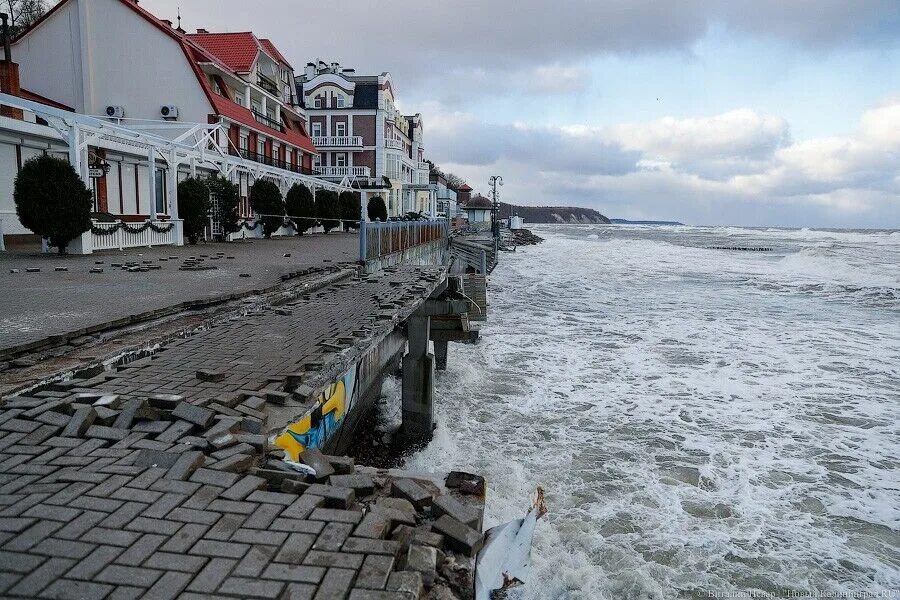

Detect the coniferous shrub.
xmin=249 ymin=179 xmax=284 ymax=237
xmin=177 ymin=177 xmax=211 ymax=244
xmin=207 ymin=175 xmax=240 ymax=237
xmin=285 ymin=183 xmax=316 ymax=235
xmin=367 ymin=195 xmax=387 ymax=222
xmin=315 ymin=190 xmax=340 ymax=234
xmin=339 ymin=191 xmax=361 ymax=231
xmin=14 ymin=154 xmax=92 ymax=254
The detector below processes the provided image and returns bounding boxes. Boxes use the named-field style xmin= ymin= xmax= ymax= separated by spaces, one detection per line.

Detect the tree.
xmin=177 ymin=177 xmax=210 ymax=244
xmin=207 ymin=175 xmax=240 ymax=237
xmin=338 ymin=191 xmax=360 ymax=231
xmin=249 ymin=179 xmax=283 ymax=238
xmin=285 ymin=183 xmax=315 ymax=235
xmin=14 ymin=154 xmax=91 ymax=254
xmin=367 ymin=195 xmax=387 ymax=222
xmin=4 ymin=0 xmax=47 ymax=37
xmin=315 ymin=190 xmax=339 ymax=234
xmin=445 ymin=172 xmax=466 ymax=189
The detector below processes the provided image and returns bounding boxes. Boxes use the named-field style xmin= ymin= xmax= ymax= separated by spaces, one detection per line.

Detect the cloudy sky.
xmin=142 ymin=0 xmax=899 ymax=227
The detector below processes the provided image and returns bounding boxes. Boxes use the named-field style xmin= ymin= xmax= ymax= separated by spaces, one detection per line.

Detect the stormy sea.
xmin=404 ymin=224 xmax=900 ymax=599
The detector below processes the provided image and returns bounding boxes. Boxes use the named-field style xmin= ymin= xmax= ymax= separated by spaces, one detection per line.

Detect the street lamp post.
xmin=489 ymin=175 xmax=503 ymax=238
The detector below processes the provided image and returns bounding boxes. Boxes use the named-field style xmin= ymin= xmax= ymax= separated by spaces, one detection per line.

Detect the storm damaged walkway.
xmin=0 ymin=265 xmax=487 ymax=599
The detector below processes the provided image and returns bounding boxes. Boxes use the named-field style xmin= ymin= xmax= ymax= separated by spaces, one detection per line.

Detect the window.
xmin=311 ymin=122 xmax=321 ymax=137
xmin=336 ymin=95 xmax=345 ymax=108
xmin=313 ymin=155 xmax=321 ymax=169
xmin=234 ymin=93 xmax=244 ymax=106
xmin=335 ymin=153 xmax=347 ymax=167
xmin=239 ymin=135 xmax=249 ymax=151
xmin=257 ymin=139 xmax=265 ymax=156
xmin=155 ymin=169 xmax=166 ymax=214
xmin=335 ymin=122 xmax=346 ymax=137
xmin=314 ymin=96 xmax=322 ymax=109
xmin=273 ymin=147 xmax=279 ymax=162
xmin=252 ymin=102 xmax=261 ymax=114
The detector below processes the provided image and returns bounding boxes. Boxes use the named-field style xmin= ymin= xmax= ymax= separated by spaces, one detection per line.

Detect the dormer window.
xmin=336 ymin=95 xmax=345 ymax=108
xmin=314 ymin=96 xmax=322 ymax=109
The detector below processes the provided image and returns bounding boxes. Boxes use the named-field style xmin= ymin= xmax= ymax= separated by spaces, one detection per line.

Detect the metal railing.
xmin=364 ymin=220 xmax=448 ymax=262
xmin=251 ymin=109 xmax=284 ymax=132
xmin=256 ymin=73 xmax=280 ymax=96
xmin=315 ymin=165 xmax=371 ymax=178
xmin=313 ymin=135 xmax=363 ymax=148
xmin=450 ymin=237 xmax=497 ymax=274
xmin=235 ymin=149 xmax=316 ymax=175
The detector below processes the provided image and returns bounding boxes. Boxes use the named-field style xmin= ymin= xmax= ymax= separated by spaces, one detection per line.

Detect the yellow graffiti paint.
xmin=274 ymin=376 xmax=350 ymax=461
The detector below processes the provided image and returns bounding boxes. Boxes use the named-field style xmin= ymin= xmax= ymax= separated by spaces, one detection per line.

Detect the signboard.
xmin=89 ymin=167 xmax=105 ymax=179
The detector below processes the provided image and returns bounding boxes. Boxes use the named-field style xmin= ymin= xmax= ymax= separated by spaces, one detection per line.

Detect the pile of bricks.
xmin=0 ymin=378 xmax=485 ymax=599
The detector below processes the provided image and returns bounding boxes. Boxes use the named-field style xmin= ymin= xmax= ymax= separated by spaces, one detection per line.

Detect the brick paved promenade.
xmin=0 ymin=266 xmax=486 ymax=599
xmin=1 ymin=234 xmax=357 ymax=353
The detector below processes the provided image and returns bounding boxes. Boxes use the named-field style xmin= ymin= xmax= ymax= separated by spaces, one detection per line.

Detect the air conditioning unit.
xmin=105 ymin=105 xmax=126 ymax=118
xmin=160 ymin=105 xmax=179 ymax=119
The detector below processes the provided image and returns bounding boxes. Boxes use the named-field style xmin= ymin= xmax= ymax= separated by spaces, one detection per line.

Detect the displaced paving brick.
xmin=166 ymin=450 xmax=205 ymax=481
xmin=404 ymin=544 xmax=438 ymax=587
xmin=329 ymin=474 xmax=374 ymax=496
xmin=190 ymin=467 xmax=240 ymax=488
xmin=353 ymin=512 xmax=392 ymax=540
xmin=298 ymin=447 xmax=335 ymax=479
xmin=304 ymin=484 xmax=355 ymax=509
xmin=390 ymin=479 xmax=432 ymax=510
xmin=386 ymin=571 xmax=424 ymax=599
xmin=62 ymin=407 xmax=97 ymax=438
xmin=246 ymin=490 xmax=297 ymax=506
xmin=172 ymin=403 xmax=216 ymax=428
xmin=432 ymin=494 xmax=482 ymax=529
xmin=355 ymin=554 xmax=395 ymax=590
xmin=195 ymin=369 xmax=227 ymax=383
xmin=134 ymin=449 xmax=180 ymax=469
xmin=156 ymin=420 xmax=195 ymax=443
xmin=309 ymin=507 xmax=363 ymax=525
xmin=431 ymin=515 xmax=484 ymax=557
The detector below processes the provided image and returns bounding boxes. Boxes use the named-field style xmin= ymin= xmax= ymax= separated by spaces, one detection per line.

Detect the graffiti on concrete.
xmin=275 ymin=364 xmax=359 ymax=461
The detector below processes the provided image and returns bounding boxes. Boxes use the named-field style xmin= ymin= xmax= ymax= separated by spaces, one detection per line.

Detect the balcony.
xmin=384 ymin=138 xmax=403 ymax=150
xmin=257 ymin=72 xmax=280 ymax=96
xmin=417 ymin=161 xmax=430 ymax=172
xmin=251 ymin=110 xmax=284 ymax=133
xmin=315 ymin=166 xmax=371 ymax=178
xmin=312 ymin=136 xmax=363 ymax=149
xmin=235 ymin=149 xmax=316 ymax=175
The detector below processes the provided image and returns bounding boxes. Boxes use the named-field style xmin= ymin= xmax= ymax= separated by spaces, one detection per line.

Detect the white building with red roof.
xmin=0 ymin=0 xmax=345 ymax=250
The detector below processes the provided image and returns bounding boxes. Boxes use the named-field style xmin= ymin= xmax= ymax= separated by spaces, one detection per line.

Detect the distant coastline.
xmin=499 ymin=202 xmax=610 ymax=224
xmin=610 ymin=218 xmax=685 ymax=226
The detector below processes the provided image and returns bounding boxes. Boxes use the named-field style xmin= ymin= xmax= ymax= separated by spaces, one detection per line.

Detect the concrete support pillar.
xmin=400 ymin=314 xmax=434 ymax=444
xmin=148 ymin=149 xmax=157 ymax=220
xmin=433 ymin=339 xmax=448 ymax=371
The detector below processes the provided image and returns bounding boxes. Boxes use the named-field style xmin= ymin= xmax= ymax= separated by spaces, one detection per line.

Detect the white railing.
xmin=90 ymin=219 xmax=177 ymax=251
xmin=384 ymin=138 xmax=403 ymax=150
xmin=418 ymin=162 xmax=429 ymax=171
xmin=312 ymin=136 xmax=363 ymax=148
xmin=315 ymin=166 xmax=371 ymax=178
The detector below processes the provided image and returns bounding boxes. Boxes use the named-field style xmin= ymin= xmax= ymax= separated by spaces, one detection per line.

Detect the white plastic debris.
xmin=281 ymin=458 xmax=317 ymax=478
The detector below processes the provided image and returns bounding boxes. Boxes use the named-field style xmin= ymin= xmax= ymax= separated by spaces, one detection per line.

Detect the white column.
xmin=148 ymin=148 xmax=157 ymax=220
xmin=167 ymin=150 xmax=179 ymax=219
xmin=190 ymin=157 xmax=197 ymax=177
xmin=261 ymin=95 xmax=267 ymax=117
xmin=244 ymin=86 xmax=252 ymax=108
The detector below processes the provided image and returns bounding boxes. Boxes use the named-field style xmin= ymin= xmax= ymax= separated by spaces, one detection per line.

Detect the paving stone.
xmin=209 ymin=453 xmax=254 ymax=473
xmin=273 ymin=532 xmax=316 ymax=564
xmin=116 ymin=533 xmax=167 ymax=565
xmin=166 ymin=450 xmax=205 ymax=481
xmin=189 ymin=538 xmax=250 ymax=559
xmin=353 ymin=512 xmax=392 ymax=540
xmin=329 ymin=473 xmax=374 ymax=496
xmin=80 ymin=527 xmax=142 ymax=547
xmin=341 ymin=538 xmax=402 ymax=557
xmin=355 ymin=554 xmax=394 ymax=590
xmin=143 ymin=551 xmax=208 ymax=573
xmin=269 ymin=518 xmax=325 ymax=535
xmin=304 ymin=484 xmax=355 ymax=509
xmin=156 ymin=420 xmax=195 ymax=443
xmin=241 ymin=502 xmax=284 ymax=529
xmin=195 ymin=369 xmax=227 ymax=383
xmin=261 ymin=562 xmax=325 ymax=584
xmin=203 ymin=513 xmax=245 ymax=541
xmin=172 ymin=403 xmax=215 ymax=428
xmin=4 ymin=518 xmax=62 ymax=550
xmin=8 ymin=558 xmax=76 ymax=596
xmin=298 ymin=448 xmax=335 ymax=479
xmin=190 ymin=467 xmax=240 ymax=488
xmin=431 ymin=515 xmax=484 ymax=557
xmin=347 ymin=590 xmax=408 ymax=599
xmin=312 ymin=522 xmax=354 ymax=552
xmin=62 ymin=407 xmax=97 ymax=438
xmin=302 ymin=550 xmax=364 ymax=570
xmin=390 ymin=479 xmax=432 ymax=510
xmin=66 ymin=545 xmax=124 ymax=580
xmin=233 ymin=543 xmax=279 ymax=578
xmin=0 ymin=549 xmax=43 ymax=572
xmin=220 ymin=576 xmax=285 ymax=599
xmin=220 ymin=474 xmax=266 ymax=500
xmin=95 ymin=564 xmax=162 ymax=587
xmin=126 ymin=517 xmax=182 ymax=536
xmin=185 ymin=557 xmax=236 ymax=593
xmin=159 ymin=523 xmax=209 ymax=553
xmin=432 ymin=494 xmax=481 ymax=529
xmin=281 ymin=494 xmax=325 ymax=520
xmin=385 ymin=571 xmax=424 ymax=599
xmin=404 ymin=544 xmax=438 ymax=587
xmin=314 ymin=567 xmax=356 ymax=600
xmin=31 ymin=537 xmax=96 ymax=559
xmin=39 ymin=578 xmax=114 ymax=600
xmin=246 ymin=490 xmax=297 ymax=506
xmin=309 ymin=507 xmax=363 ymax=525
xmin=230 ymin=527 xmax=288 ymax=546
xmin=142 ymin=570 xmax=192 ymax=600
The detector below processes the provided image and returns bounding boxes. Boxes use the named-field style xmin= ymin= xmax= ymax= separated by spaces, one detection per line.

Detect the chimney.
xmin=304 ymin=62 xmax=315 ymax=80
xmin=0 ymin=13 xmax=23 ymax=120
xmin=161 ymin=19 xmax=172 ymax=27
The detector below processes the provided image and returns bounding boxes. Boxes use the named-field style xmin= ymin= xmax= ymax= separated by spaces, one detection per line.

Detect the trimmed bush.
xmin=367 ymin=195 xmax=387 ymax=222
xmin=207 ymin=175 xmax=240 ymax=237
xmin=285 ymin=183 xmax=316 ymax=235
xmin=249 ymin=179 xmax=284 ymax=237
xmin=315 ymin=190 xmax=340 ymax=234
xmin=14 ymin=154 xmax=92 ymax=254
xmin=339 ymin=191 xmax=361 ymax=231
xmin=177 ymin=177 xmax=211 ymax=244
